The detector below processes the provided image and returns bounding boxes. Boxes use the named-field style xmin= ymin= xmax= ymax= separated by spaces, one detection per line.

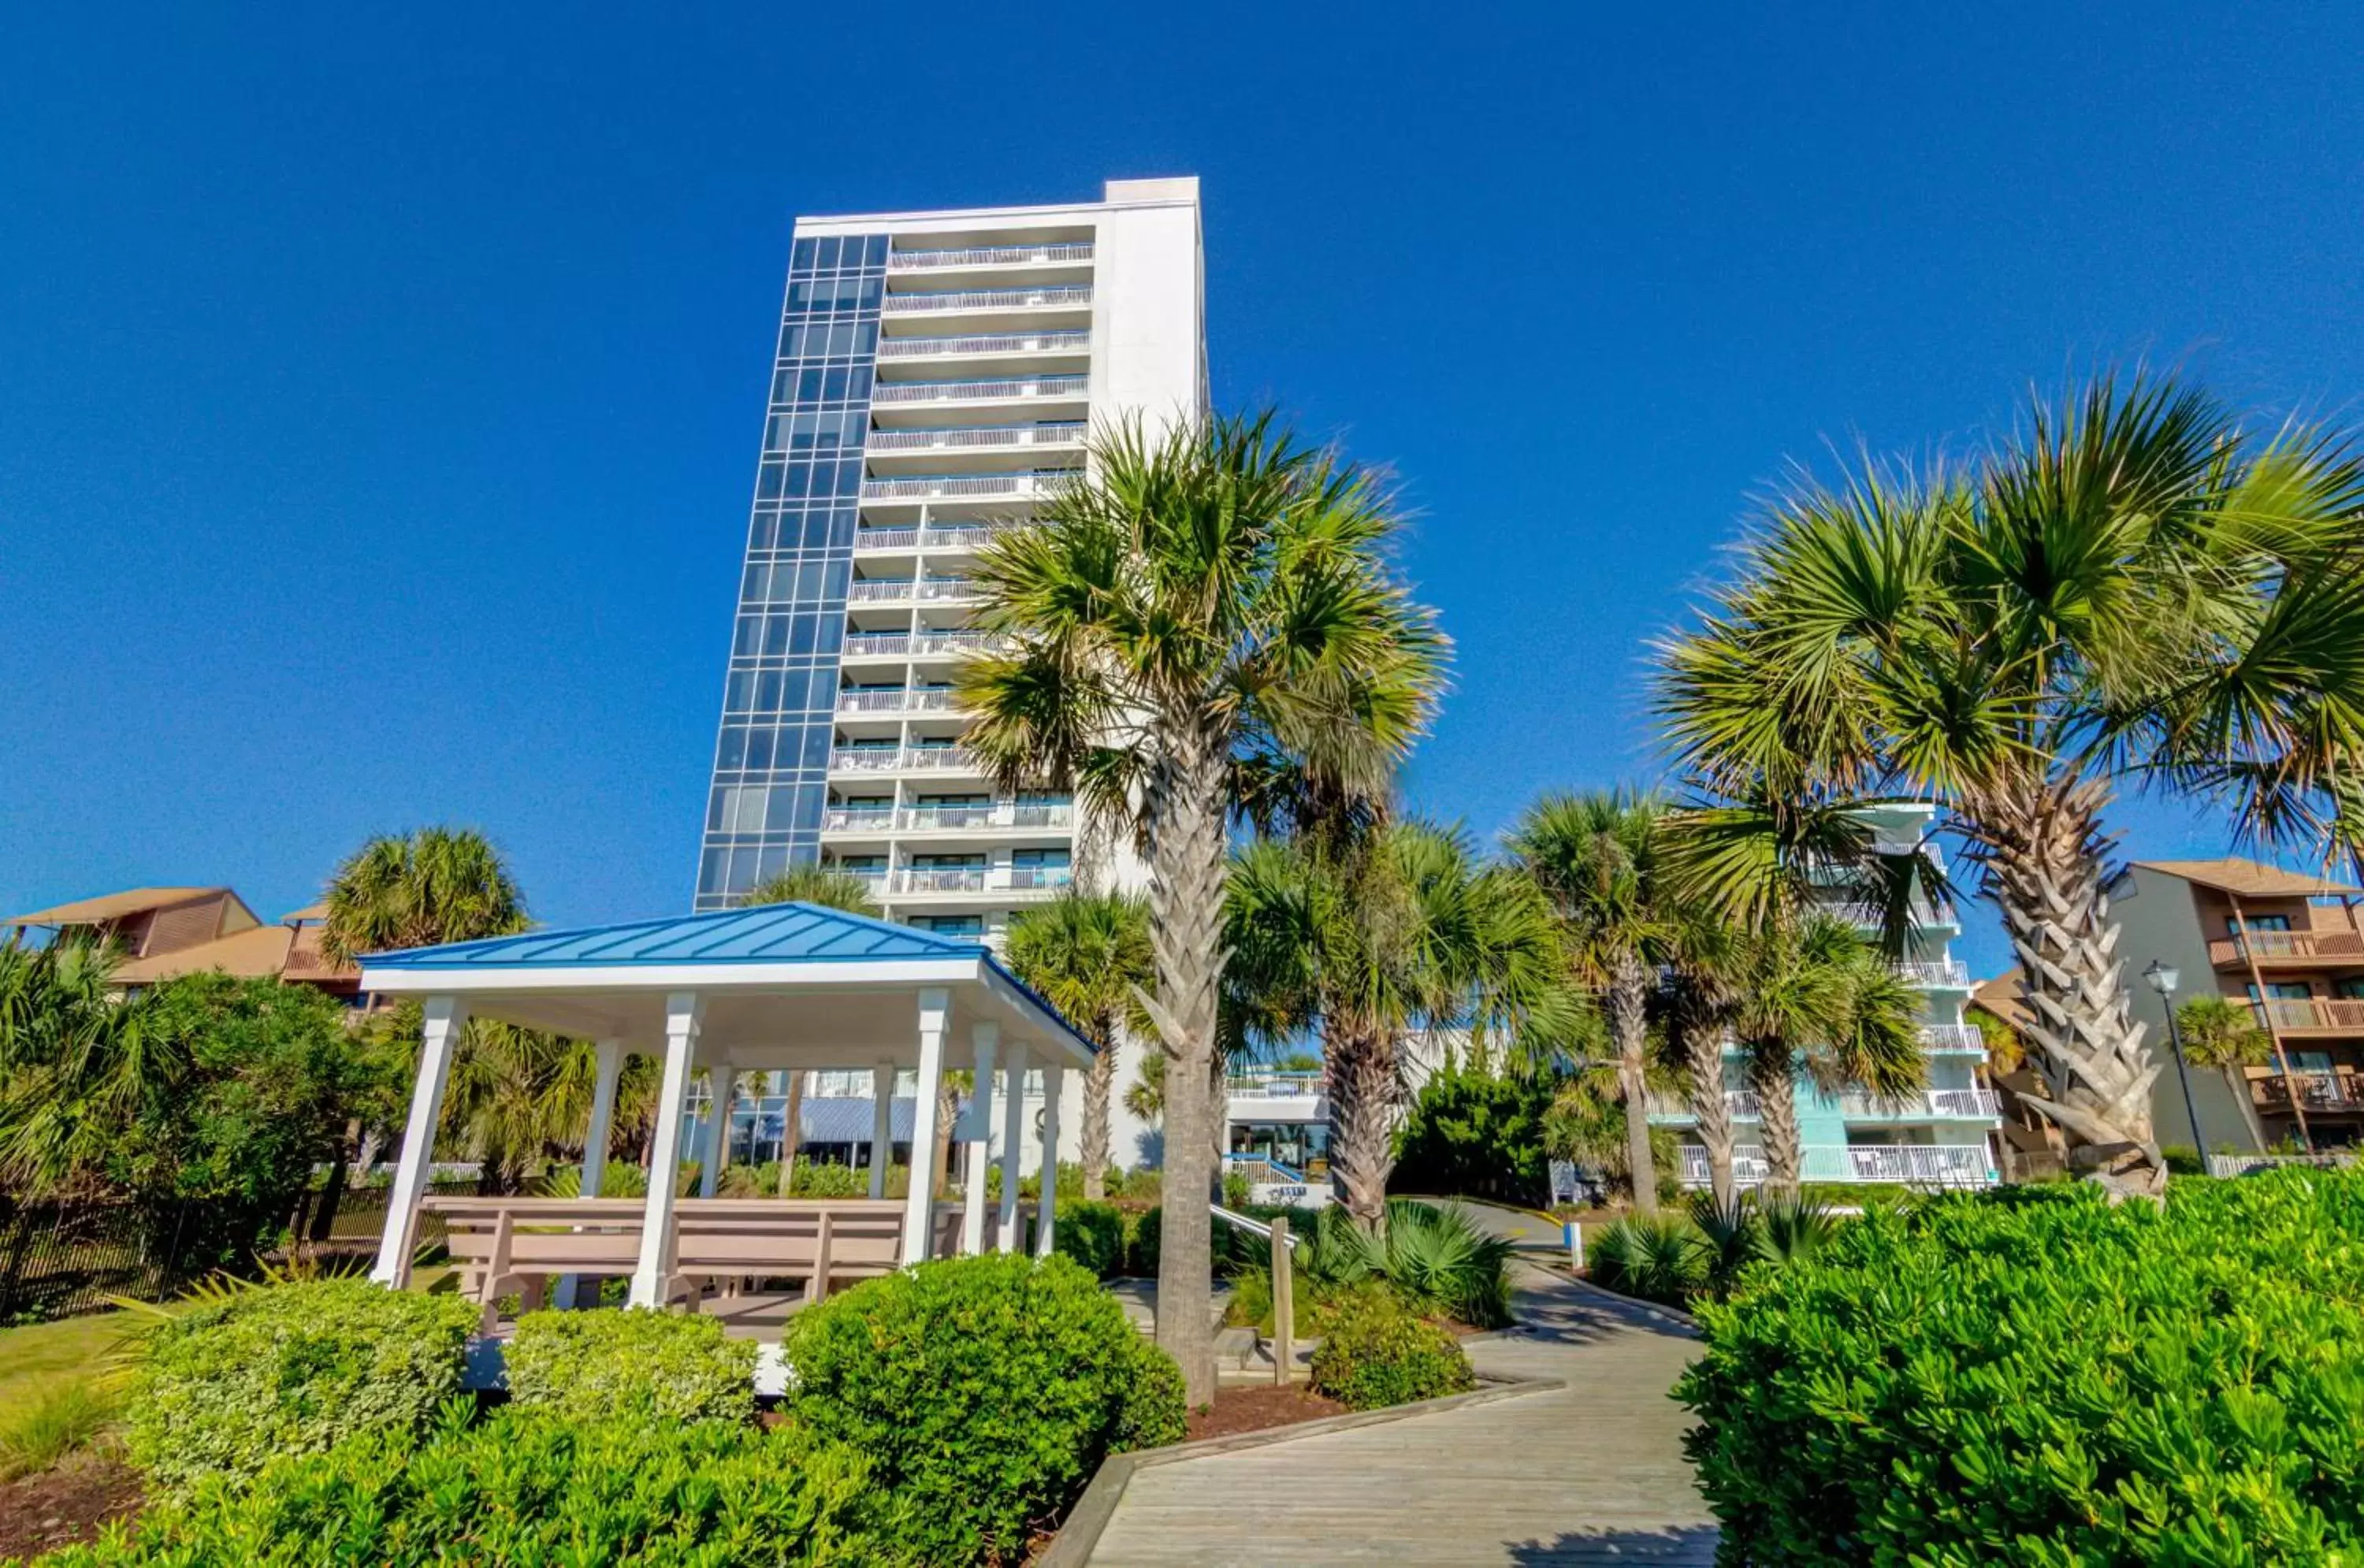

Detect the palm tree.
xmin=1225 ymin=822 xmax=1577 ymax=1225
xmin=0 ymin=936 xmax=166 ymax=1195
xmin=1657 ymin=374 xmax=2364 ymax=1198
xmin=2175 ymin=994 xmax=2275 ymax=1153
xmin=1006 ymin=892 xmax=1154 ymax=1199
xmin=958 ymin=410 xmax=1446 ymax=1400
xmin=318 ymin=826 xmax=528 ymax=963
xmin=738 ymin=863 xmax=883 ymax=1193
xmin=1507 ymin=792 xmax=1679 ymax=1213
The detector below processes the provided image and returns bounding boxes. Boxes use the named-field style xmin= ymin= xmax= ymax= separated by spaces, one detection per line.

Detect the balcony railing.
xmin=871 ymin=375 xmax=1089 ymax=405
xmin=2251 ymin=1069 xmax=2364 ymax=1112
xmin=882 ymin=287 xmax=1093 ymax=314
xmin=893 ymin=868 xmax=989 ymax=894
xmin=875 ymin=332 xmax=1091 ymax=361
xmin=1005 ymin=866 xmax=1075 ymax=891
xmin=860 ymin=473 xmax=1079 ymax=503
xmin=828 ymin=748 xmax=904 ymax=773
xmin=842 ymin=633 xmax=910 ymax=656
xmin=834 ymin=689 xmax=957 ymax=715
xmin=1919 ymin=1024 xmax=1988 ymax=1052
xmin=913 ymin=630 xmax=1005 ymax=656
xmin=823 ymin=803 xmax=1076 ymax=834
xmin=865 ymin=423 xmax=1086 ymax=455
xmin=1839 ymin=1088 xmax=2002 ymax=1119
xmin=847 ymin=579 xmax=915 ymax=604
xmin=1677 ymin=1143 xmax=1997 ymax=1187
xmin=2253 ymin=997 xmax=2364 ymax=1033
xmin=1645 ymin=1090 xmax=1764 ymax=1120
xmin=2210 ymin=930 xmax=2364 ymax=966
xmin=853 ymin=527 xmax=920 ymax=551
xmin=1228 ymin=1072 xmax=1325 ymax=1098
xmin=1896 ymin=960 xmax=1972 ymax=987
xmin=821 ymin=808 xmax=895 ymax=833
xmin=886 ymin=865 xmax=1074 ymax=896
xmin=899 ymin=747 xmax=987 ymax=772
xmin=888 ymin=242 xmax=1095 ymax=270
xmin=900 ymin=805 xmax=998 ymax=831
xmin=919 ymin=578 xmax=979 ymax=601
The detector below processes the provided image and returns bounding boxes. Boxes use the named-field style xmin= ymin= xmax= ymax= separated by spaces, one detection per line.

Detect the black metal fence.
xmin=0 ymin=1180 xmax=480 ymax=1324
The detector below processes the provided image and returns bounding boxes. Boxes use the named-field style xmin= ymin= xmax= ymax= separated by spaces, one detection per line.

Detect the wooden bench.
xmin=421 ymin=1197 xmax=975 ymax=1328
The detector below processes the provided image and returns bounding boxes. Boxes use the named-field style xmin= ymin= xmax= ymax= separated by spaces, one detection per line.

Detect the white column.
xmin=996 ymin=1042 xmax=1030 ymax=1253
xmin=630 ymin=992 xmax=703 ymax=1309
xmin=867 ymin=1060 xmax=894 ymax=1201
xmin=901 ymin=988 xmax=950 ymax=1266
xmin=558 ymin=1037 xmax=624 ymax=1310
xmin=961 ymin=1023 xmax=998 ymax=1254
xmin=370 ymin=996 xmax=467 ymax=1287
xmin=1035 ymin=1060 xmax=1065 ymax=1258
xmin=698 ymin=1057 xmax=733 ymax=1198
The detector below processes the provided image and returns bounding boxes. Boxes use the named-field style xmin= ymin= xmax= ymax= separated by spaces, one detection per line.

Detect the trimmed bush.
xmin=1307 ymin=1284 xmax=1476 ymax=1410
xmin=786 ymin=1252 xmax=1184 ymax=1564
xmin=1052 ymin=1198 xmax=1127 ymax=1278
xmin=1679 ymin=1171 xmax=2364 ymax=1564
xmin=43 ymin=1404 xmax=905 ymax=1566
xmin=125 ymin=1278 xmax=479 ymax=1490
xmin=505 ymin=1307 xmax=756 ymax=1425
xmin=1127 ymin=1203 xmax=1162 ymax=1276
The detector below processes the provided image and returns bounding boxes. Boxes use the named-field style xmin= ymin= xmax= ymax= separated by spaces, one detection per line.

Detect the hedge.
xmin=1051 ymin=1199 xmax=1126 ymax=1279
xmin=505 ymin=1307 xmax=755 ymax=1425
xmin=1678 ymin=1172 xmax=2364 ymax=1564
xmin=786 ymin=1252 xmax=1184 ymax=1564
xmin=125 ymin=1278 xmax=480 ymax=1491
xmin=1307 ymin=1284 xmax=1475 ymax=1410
xmin=45 ymin=1404 xmax=905 ymax=1566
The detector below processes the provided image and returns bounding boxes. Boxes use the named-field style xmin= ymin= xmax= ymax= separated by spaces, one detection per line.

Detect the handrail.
xmin=1211 ymin=1204 xmax=1299 ymax=1250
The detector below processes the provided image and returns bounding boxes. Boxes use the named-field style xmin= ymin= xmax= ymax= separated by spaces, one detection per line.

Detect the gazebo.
xmin=359 ymin=903 xmax=1094 ymax=1316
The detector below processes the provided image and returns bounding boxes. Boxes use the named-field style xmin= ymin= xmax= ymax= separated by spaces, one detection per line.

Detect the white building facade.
xmin=691 ymin=179 xmax=1206 ymax=1179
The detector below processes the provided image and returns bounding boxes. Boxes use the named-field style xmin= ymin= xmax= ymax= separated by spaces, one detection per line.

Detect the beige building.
xmin=6 ymin=886 xmax=363 ymax=1001
xmin=2116 ymin=857 xmax=2364 ymax=1154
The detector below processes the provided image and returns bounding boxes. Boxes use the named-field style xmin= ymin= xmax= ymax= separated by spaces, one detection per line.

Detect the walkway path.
xmin=1085 ymin=1205 xmax=1717 ymax=1566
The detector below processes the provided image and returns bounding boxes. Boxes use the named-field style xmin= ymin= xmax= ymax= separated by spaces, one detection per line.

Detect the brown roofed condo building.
xmin=5 ymin=886 xmax=366 ymax=1004
xmin=2117 ymin=857 xmax=2364 ymax=1158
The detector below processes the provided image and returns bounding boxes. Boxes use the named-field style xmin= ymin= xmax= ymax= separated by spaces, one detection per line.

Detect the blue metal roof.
xmin=361 ymin=902 xmax=983 ymax=970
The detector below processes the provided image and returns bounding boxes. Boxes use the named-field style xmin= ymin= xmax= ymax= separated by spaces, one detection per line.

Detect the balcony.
xmin=2252 ymin=1069 xmax=2364 ymax=1114
xmin=887 ymin=865 xmax=1075 ymax=897
xmin=847 ymin=579 xmax=915 ymax=605
xmin=2210 ymin=930 xmax=2364 ymax=968
xmin=1645 ymin=1089 xmax=1763 ymax=1121
xmin=882 ymin=286 xmax=1092 ymax=315
xmin=913 ymin=630 xmax=1006 ymax=656
xmin=874 ymin=332 xmax=1091 ymax=368
xmin=838 ymin=630 xmax=1007 ymax=660
xmin=1677 ymin=1143 xmax=1997 ymax=1188
xmin=865 ymin=423 xmax=1085 ymax=457
xmin=889 ymin=242 xmax=1095 ymax=271
xmin=855 ymin=522 xmax=1020 ymax=555
xmin=1919 ymin=1024 xmax=1987 ymax=1052
xmin=919 ymin=578 xmax=981 ymax=603
xmin=871 ymin=375 xmax=1088 ymax=407
xmin=901 ymin=747 xmax=987 ymax=773
xmin=1838 ymin=1088 xmax=2002 ymax=1120
xmin=2252 ymin=997 xmax=2364 ymax=1035
xmin=834 ymin=689 xmax=957 ymax=715
xmin=842 ymin=633 xmax=911 ymax=658
xmin=1896 ymin=960 xmax=1972 ymax=987
xmin=860 ymin=473 xmax=1079 ymax=506
xmin=827 ymin=748 xmax=905 ymax=774
xmin=821 ymin=808 xmax=895 ymax=834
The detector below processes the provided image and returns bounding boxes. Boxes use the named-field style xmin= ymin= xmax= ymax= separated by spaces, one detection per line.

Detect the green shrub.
xmin=1679 ymin=1171 xmax=2364 ymax=1564
xmin=0 ymin=1376 xmax=119 ymax=1481
xmin=44 ymin=1403 xmax=905 ymax=1566
xmin=125 ymin=1278 xmax=480 ymax=1490
xmin=505 ymin=1307 xmax=755 ymax=1425
xmin=786 ymin=1252 xmax=1184 ymax=1564
xmin=1391 ymin=1064 xmax=1557 ymax=1204
xmin=1307 ymin=1285 xmax=1475 ymax=1410
xmin=1291 ymin=1201 xmax=1514 ymax=1328
xmin=537 ymin=1159 xmax=649 ymax=1198
xmin=1589 ymin=1212 xmax=1708 ymax=1306
xmin=1127 ymin=1203 xmax=1162 ymax=1276
xmin=794 ymin=1160 xmax=868 ymax=1198
xmin=1052 ymin=1198 xmax=1127 ymax=1278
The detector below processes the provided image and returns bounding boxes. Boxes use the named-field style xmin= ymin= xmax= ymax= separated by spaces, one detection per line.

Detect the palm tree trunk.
xmin=2223 ymin=1065 xmax=2270 ymax=1154
xmin=1610 ymin=956 xmax=1657 ymax=1214
xmin=1971 ymin=775 xmax=2166 ymax=1199
xmin=1079 ymin=1024 xmax=1117 ymax=1200
xmin=1132 ymin=723 xmax=1231 ymax=1406
xmin=776 ymin=1072 xmax=806 ymax=1197
xmin=1680 ymin=1021 xmax=1734 ymax=1211
xmin=1326 ymin=1025 xmax=1396 ymax=1228
xmin=1747 ymin=1042 xmax=1801 ymax=1197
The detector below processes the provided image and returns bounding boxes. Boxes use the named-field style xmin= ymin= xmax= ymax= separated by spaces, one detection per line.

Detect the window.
xmin=911 ymin=915 xmax=983 ymax=936
xmin=1013 ymin=848 xmax=1071 ymax=868
xmin=2231 ymin=913 xmax=2294 ymax=934
xmin=2247 ymin=982 xmax=2314 ymax=1001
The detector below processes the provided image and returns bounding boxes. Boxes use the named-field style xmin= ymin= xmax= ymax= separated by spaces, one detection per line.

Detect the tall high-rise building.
xmin=693 ymin=177 xmax=1205 ymax=933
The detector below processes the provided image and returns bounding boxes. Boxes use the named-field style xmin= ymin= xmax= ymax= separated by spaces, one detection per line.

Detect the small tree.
xmin=1006 ymin=893 xmax=1154 ymax=1199
xmin=2176 ymin=994 xmax=2276 ymax=1153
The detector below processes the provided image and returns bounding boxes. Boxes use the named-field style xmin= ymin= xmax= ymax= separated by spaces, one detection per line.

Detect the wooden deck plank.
xmin=1085 ymin=1265 xmax=1717 ymax=1566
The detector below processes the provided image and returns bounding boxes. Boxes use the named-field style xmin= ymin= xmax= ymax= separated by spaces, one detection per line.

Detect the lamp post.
xmin=2144 ymin=960 xmax=2208 ymax=1163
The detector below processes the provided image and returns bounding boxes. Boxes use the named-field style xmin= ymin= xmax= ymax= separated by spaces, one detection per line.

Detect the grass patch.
xmin=0 ymin=1378 xmax=121 ymax=1481
xmin=0 ymin=1315 xmax=128 ymax=1425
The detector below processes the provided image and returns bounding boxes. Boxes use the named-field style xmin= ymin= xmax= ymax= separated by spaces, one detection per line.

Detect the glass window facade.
xmin=695 ymin=232 xmax=887 ymax=908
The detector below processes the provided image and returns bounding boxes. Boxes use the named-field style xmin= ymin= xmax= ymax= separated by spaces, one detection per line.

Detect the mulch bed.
xmin=0 ymin=1452 xmax=144 ymax=1560
xmin=1184 ymin=1383 xmax=1347 ymax=1441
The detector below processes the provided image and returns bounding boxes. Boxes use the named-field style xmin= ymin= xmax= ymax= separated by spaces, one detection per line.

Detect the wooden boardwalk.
xmin=1084 ymin=1264 xmax=1718 ymax=1566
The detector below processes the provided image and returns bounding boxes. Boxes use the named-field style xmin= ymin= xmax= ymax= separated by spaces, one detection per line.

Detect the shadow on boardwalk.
xmin=1082 ymin=1258 xmax=1717 ymax=1567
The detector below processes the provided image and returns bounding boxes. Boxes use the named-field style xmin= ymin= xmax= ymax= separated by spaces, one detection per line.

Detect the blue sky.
xmin=3 ymin=4 xmax=2359 ymax=979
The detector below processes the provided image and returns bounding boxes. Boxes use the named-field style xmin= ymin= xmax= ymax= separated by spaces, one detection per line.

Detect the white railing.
xmin=842 ymin=633 xmax=911 ymax=656
xmin=822 ymin=809 xmax=894 ymax=832
xmin=865 ymin=423 xmax=1086 ymax=454
xmin=1896 ymin=960 xmax=1972 ymax=987
xmin=893 ymin=868 xmax=989 ymax=894
xmin=837 ymin=689 xmax=909 ymax=712
xmin=828 ymin=749 xmax=902 ymax=772
xmin=899 ymin=747 xmax=986 ymax=772
xmin=847 ymin=579 xmax=915 ymax=603
xmin=1005 ymin=866 xmax=1075 ymax=891
xmin=2206 ymin=1150 xmax=2357 ymax=1179
xmin=888 ymin=243 xmax=1094 ymax=270
xmin=875 ymin=333 xmax=1090 ymax=360
xmin=919 ymin=578 xmax=979 ymax=600
xmin=860 ymin=472 xmax=1079 ymax=503
xmin=853 ymin=527 xmax=920 ymax=551
xmin=913 ymin=630 xmax=1005 ymax=656
xmin=1228 ymin=1072 xmax=1325 ymax=1098
xmin=1919 ymin=1024 xmax=1987 ymax=1052
xmin=1840 ymin=1088 xmax=2002 ymax=1119
xmin=871 ymin=375 xmax=1089 ymax=405
xmin=901 ymin=806 xmax=999 ymax=831
xmin=882 ymin=288 xmax=1093 ymax=314
xmin=1645 ymin=1090 xmax=1764 ymax=1120
xmin=1677 ymin=1143 xmax=1995 ymax=1187
xmin=1006 ymin=804 xmax=1073 ymax=828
